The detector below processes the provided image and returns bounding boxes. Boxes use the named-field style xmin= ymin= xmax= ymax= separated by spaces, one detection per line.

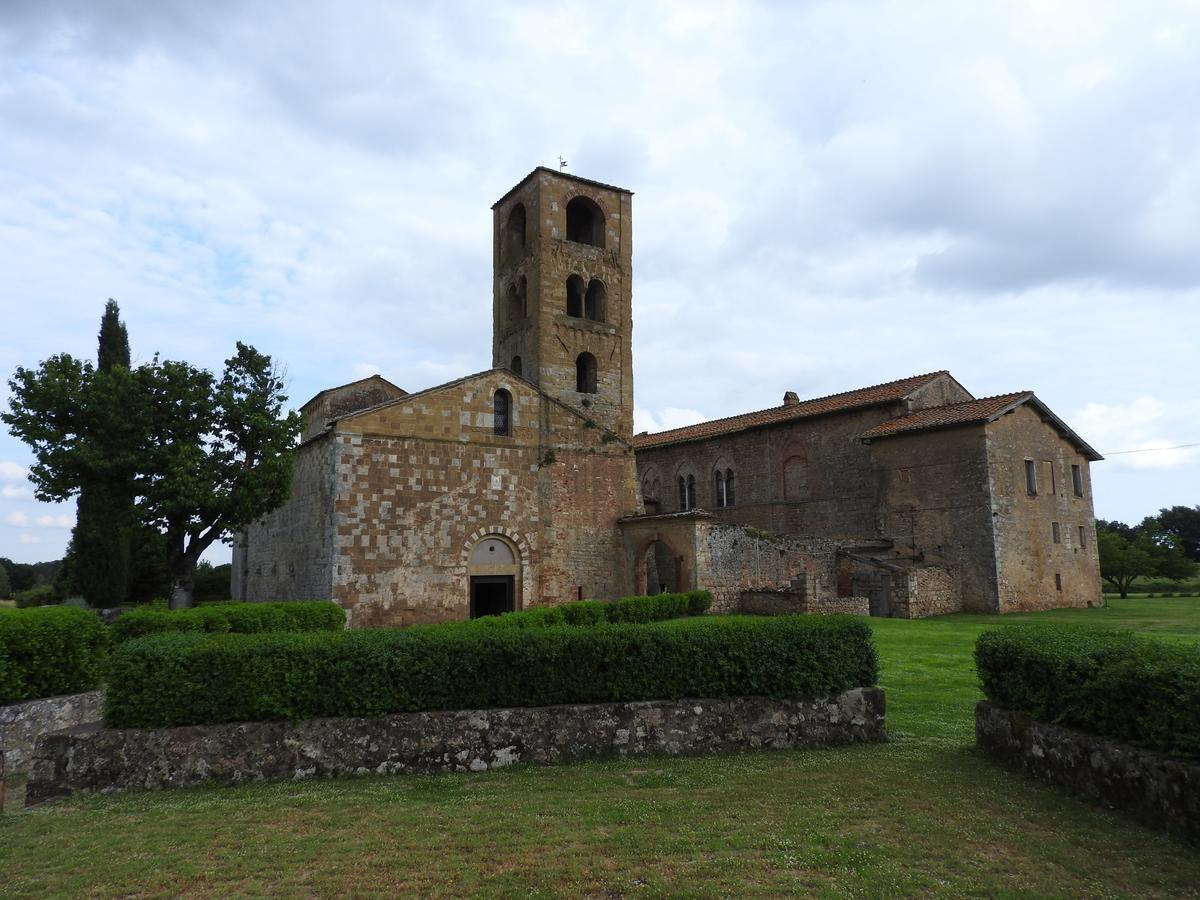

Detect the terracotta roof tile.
xmin=632 ymin=371 xmax=950 ymax=450
xmin=860 ymin=392 xmax=1030 ymax=439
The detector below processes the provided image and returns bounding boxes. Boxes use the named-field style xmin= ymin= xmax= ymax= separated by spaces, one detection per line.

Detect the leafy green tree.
xmin=0 ymin=562 xmax=10 ymax=599
xmin=62 ymin=300 xmax=137 ymax=606
xmin=1155 ymin=505 xmax=1200 ymax=562
xmin=3 ymin=341 xmax=301 ymax=609
xmin=0 ymin=558 xmax=36 ymax=592
xmin=1098 ymin=525 xmax=1197 ymax=597
xmin=1098 ymin=530 xmax=1156 ymax=598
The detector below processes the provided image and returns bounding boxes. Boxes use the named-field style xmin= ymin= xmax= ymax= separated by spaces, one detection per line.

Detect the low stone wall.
xmin=893 ymin=566 xmax=961 ymax=619
xmin=1 ymin=690 xmax=105 ymax=776
xmin=28 ymin=688 xmax=885 ymax=805
xmin=738 ymin=589 xmax=869 ymax=616
xmin=976 ymin=701 xmax=1200 ymax=845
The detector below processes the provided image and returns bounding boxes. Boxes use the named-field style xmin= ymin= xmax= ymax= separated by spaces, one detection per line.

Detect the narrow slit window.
xmin=493 ymin=389 xmax=511 ymax=436
xmin=725 ymin=469 xmax=735 ymax=506
xmin=1078 ymin=526 xmax=1087 ymax=548
xmin=714 ymin=470 xmax=725 ymax=507
xmin=1072 ymin=464 xmax=1084 ymax=497
xmin=1055 ymin=573 xmax=1063 ymax=592
xmin=1052 ymin=522 xmax=1061 ymax=544
xmin=1024 ymin=459 xmax=1038 ymax=496
xmin=575 ymin=352 xmax=597 ymax=393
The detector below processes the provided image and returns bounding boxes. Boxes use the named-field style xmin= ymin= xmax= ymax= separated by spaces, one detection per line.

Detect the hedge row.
xmin=104 ymin=615 xmax=877 ymax=728
xmin=976 ymin=625 xmax=1200 ymax=759
xmin=0 ymin=607 xmax=110 ymax=705
xmin=464 ymin=590 xmax=711 ymax=629
xmin=111 ymin=601 xmax=346 ymax=642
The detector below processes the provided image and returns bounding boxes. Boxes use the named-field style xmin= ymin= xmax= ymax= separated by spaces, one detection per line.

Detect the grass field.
xmin=2 ymin=598 xmax=1199 ymax=897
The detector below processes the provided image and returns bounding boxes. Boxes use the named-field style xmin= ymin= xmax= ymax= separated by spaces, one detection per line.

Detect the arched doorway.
xmin=642 ymin=539 xmax=678 ymax=595
xmin=467 ymin=535 xmax=520 ymax=618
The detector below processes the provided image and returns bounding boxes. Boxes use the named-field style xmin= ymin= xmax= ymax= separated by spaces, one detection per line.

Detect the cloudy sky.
xmin=2 ymin=0 xmax=1199 ymax=564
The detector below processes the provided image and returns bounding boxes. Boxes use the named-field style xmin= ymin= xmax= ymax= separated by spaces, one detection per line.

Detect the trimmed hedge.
xmin=110 ymin=601 xmax=346 ymax=643
xmin=0 ymin=607 xmax=110 ymax=705
xmin=104 ymin=614 xmax=877 ymax=728
xmin=465 ymin=590 xmax=711 ymax=630
xmin=976 ymin=625 xmax=1200 ymax=759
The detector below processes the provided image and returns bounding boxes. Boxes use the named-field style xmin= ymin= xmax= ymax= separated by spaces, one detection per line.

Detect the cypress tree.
xmin=69 ymin=300 xmax=135 ymax=607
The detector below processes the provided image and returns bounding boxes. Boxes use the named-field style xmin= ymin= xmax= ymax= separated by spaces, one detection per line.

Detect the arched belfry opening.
xmin=576 ymin=352 xmax=597 ymax=394
xmin=506 ymin=283 xmax=522 ymax=326
xmin=504 ymin=203 xmax=526 ymax=263
xmin=585 ymin=279 xmax=606 ymax=322
xmin=509 ymin=355 xmax=522 ymax=377
xmin=565 ymin=196 xmax=605 ymax=248
xmin=468 ymin=535 xmax=520 ymax=618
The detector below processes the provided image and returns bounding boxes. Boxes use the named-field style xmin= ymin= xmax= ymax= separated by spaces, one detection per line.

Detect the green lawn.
xmin=3 ymin=598 xmax=1199 ymax=897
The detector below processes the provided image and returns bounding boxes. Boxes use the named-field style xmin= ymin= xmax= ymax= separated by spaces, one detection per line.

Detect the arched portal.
xmin=643 ymin=540 xmax=681 ymax=595
xmin=467 ymin=535 xmax=521 ymax=618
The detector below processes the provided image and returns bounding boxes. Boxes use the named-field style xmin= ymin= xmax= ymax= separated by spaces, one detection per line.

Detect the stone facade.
xmin=977 ymin=701 xmax=1200 ymax=845
xmin=1 ymin=690 xmax=104 ymax=776
xmin=27 ymin=688 xmax=885 ymax=804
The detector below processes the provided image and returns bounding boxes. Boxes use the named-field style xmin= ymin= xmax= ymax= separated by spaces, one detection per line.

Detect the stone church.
xmin=234 ymin=167 xmax=1103 ymax=626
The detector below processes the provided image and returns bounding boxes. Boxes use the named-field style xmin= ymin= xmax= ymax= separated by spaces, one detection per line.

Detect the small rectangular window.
xmin=1024 ymin=459 xmax=1037 ymax=496
xmin=1052 ymin=522 xmax=1061 ymax=544
xmin=1046 ymin=461 xmax=1056 ymax=495
xmin=1072 ymin=464 xmax=1084 ymax=497
xmin=1078 ymin=526 xmax=1087 ymax=548
xmin=1055 ymin=573 xmax=1063 ymax=592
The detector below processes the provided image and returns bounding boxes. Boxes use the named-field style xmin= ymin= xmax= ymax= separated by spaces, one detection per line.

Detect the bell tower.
xmin=492 ymin=168 xmax=634 ymax=439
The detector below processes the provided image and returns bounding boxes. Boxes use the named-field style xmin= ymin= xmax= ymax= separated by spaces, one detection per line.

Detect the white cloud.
xmin=3 ymin=509 xmax=72 ymax=528
xmin=18 ymin=533 xmax=41 ymax=544
xmin=1 ymin=484 xmax=32 ymax=499
xmin=1073 ymin=397 xmax=1200 ymax=470
xmin=635 ymin=407 xmax=708 ymax=435
xmin=0 ymin=461 xmax=29 ymax=481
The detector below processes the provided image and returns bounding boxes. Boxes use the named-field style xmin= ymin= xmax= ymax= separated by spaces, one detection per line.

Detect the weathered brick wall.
xmin=698 ymin=524 xmax=847 ymax=612
xmin=635 ymin=404 xmax=916 ymax=539
xmin=986 ymin=404 xmax=1102 ymax=611
xmin=868 ymin=426 xmax=998 ymax=612
xmin=235 ymin=433 xmax=338 ymax=602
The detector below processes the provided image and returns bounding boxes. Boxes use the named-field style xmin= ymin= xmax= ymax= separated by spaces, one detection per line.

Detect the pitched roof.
xmin=861 ymin=392 xmax=1104 ymax=460
xmin=492 ymin=167 xmax=633 ymax=210
xmin=860 ymin=392 xmax=1031 ymax=439
xmin=300 ymin=374 xmax=406 ymax=411
xmin=631 ymin=372 xmax=950 ymax=450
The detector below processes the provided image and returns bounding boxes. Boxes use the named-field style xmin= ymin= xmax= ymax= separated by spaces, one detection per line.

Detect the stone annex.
xmin=233 ymin=167 xmax=1104 ymax=626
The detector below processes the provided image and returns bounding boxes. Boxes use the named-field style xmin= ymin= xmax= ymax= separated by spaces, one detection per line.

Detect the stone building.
xmin=235 ymin=166 xmax=1104 ymax=623
xmin=633 ymin=376 xmax=1104 ymax=615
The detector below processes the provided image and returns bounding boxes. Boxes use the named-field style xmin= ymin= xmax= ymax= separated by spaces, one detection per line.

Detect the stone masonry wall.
xmin=1 ymin=690 xmax=104 ymax=776
xmin=977 ymin=701 xmax=1199 ymax=845
xmin=27 ymin=688 xmax=885 ymax=805
xmin=891 ymin=566 xmax=961 ymax=618
xmin=235 ymin=434 xmax=337 ymax=602
xmin=323 ymin=372 xmax=638 ymax=626
xmin=738 ymin=590 xmax=870 ymax=616
xmin=986 ymin=405 xmax=1102 ymax=612
xmin=868 ymin=425 xmax=998 ymax=612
